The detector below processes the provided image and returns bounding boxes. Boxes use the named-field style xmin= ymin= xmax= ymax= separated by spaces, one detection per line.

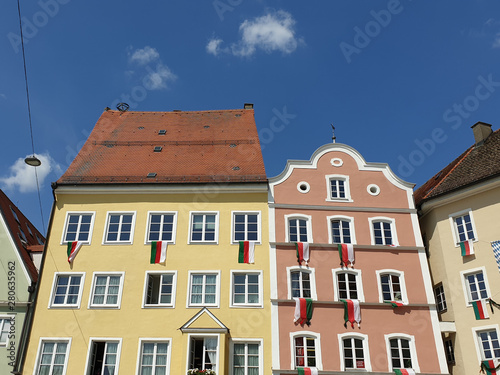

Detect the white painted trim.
xmin=32 ymin=337 xmax=72 ymax=375
xmin=460 ymin=266 xmax=491 ymax=307
xmin=144 ymin=211 xmax=178 ymax=245
xmin=471 ymin=324 xmax=500 ymax=362
xmin=368 ymin=216 xmax=399 ymax=246
xmin=367 ymin=184 xmax=380 ymax=196
xmin=186 ymin=271 xmax=221 ymax=308
xmin=297 ymin=181 xmax=311 ymax=194
xmin=135 ymin=338 xmax=172 ymax=375
xmin=83 ymin=337 xmax=122 ymax=375
xmin=185 ymin=333 xmax=220 ymax=373
xmin=229 ymin=338 xmax=264 ymax=375
xmin=0 ymin=213 xmax=32 ymax=283
xmin=384 ymin=333 xmax=420 ymax=373
xmin=48 ymin=272 xmax=86 ymax=309
xmin=88 ymin=272 xmax=125 ymax=309
xmin=448 ymin=208 xmax=478 ymax=246
xmin=229 ymin=270 xmax=263 ymax=308
xmin=181 ymin=307 xmax=228 ymax=331
xmin=102 ymin=211 xmax=137 ymax=245
xmin=418 ymin=248 xmax=436 ymax=304
xmin=188 ymin=211 xmax=220 ymax=245
xmin=375 ymin=269 xmax=408 ymax=304
xmin=430 ymin=308 xmax=451 ymax=373
xmin=337 ymin=332 xmax=372 ymax=371
xmin=410 ymin=212 xmax=424 ymax=247
xmin=284 ymin=213 xmax=313 ymax=243
xmin=332 ymin=268 xmax=365 ymax=302
xmin=60 ymin=211 xmax=96 ymax=245
xmin=230 ymin=211 xmax=262 ymax=244
xmin=141 ymin=271 xmax=177 ymax=308
xmin=286 ymin=266 xmax=317 ymax=300
xmin=325 ymin=174 xmax=353 ymax=202
xmin=289 ymin=331 xmax=323 ymax=370
xmin=271 ymin=301 xmax=280 ymax=369
xmin=326 ymin=215 xmax=357 ymax=245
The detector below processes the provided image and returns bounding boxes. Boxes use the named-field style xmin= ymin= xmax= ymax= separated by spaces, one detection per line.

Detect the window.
xmin=87 ymin=340 xmax=121 ymax=375
xmin=444 ymin=339 xmax=455 ymax=364
xmin=464 ymin=270 xmax=489 ymax=302
xmin=340 ymin=335 xmax=370 ymax=371
xmin=188 ymin=273 xmax=219 ymax=307
xmin=232 ymin=341 xmax=261 ymax=375
xmin=370 ymin=218 xmax=397 ymax=246
xmin=326 ymin=174 xmax=351 ymax=202
xmin=292 ymin=334 xmax=321 ymax=369
xmin=288 ymin=268 xmax=317 ymax=300
xmin=104 ymin=212 xmax=135 ymax=244
xmin=376 ymin=270 xmax=406 ymax=303
xmin=190 ymin=212 xmax=218 ymax=243
xmin=434 ymin=284 xmax=447 ymax=313
xmin=333 ymin=269 xmax=364 ymax=302
xmin=34 ymin=339 xmax=70 ymax=375
xmin=144 ymin=272 xmax=176 ymax=307
xmin=10 ymin=206 xmax=20 ymax=223
xmin=450 ymin=210 xmax=476 ymax=244
xmin=138 ymin=340 xmax=170 ymax=375
xmin=285 ymin=214 xmax=312 ymax=243
xmin=189 ymin=336 xmax=218 ymax=371
xmin=89 ymin=273 xmax=124 ymax=308
xmin=0 ymin=318 xmax=11 ymax=345
xmin=477 ymin=329 xmax=500 ymax=360
xmin=50 ymin=273 xmax=85 ymax=308
xmin=232 ymin=212 xmax=260 ymax=243
xmin=388 ymin=337 xmax=415 ymax=371
xmin=62 ymin=212 xmax=94 ymax=243
xmin=329 ymin=217 xmax=353 ymax=244
xmin=231 ymin=272 xmax=261 ymax=307
xmin=146 ymin=212 xmax=177 ymax=243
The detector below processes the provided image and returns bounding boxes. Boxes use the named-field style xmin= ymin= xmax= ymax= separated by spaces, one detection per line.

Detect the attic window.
xmin=235 ymin=114 xmax=241 ymax=117
xmin=204 ymin=126 xmax=210 ymax=129
xmin=232 ymin=166 xmax=240 ymax=171
xmin=18 ymin=227 xmax=28 ymax=243
xmin=147 ymin=173 xmax=157 ymax=178
xmin=154 ymin=146 xmax=163 ymax=152
xmin=138 ymin=126 xmax=144 ymax=130
xmin=229 ymin=144 xmax=237 ymax=148
xmin=10 ymin=206 xmax=20 ymax=223
xmin=158 ymin=130 xmax=166 ymax=135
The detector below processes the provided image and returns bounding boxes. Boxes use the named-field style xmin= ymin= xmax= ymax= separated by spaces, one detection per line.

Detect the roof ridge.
xmin=105 ymin=108 xmax=249 ymax=114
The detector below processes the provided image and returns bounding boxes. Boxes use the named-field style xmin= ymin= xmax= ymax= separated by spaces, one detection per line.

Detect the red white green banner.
xmin=460 ymin=239 xmax=474 ymax=256
xmin=67 ymin=241 xmax=83 ymax=263
xmin=393 ymin=369 xmax=416 ymax=375
xmin=295 ymin=242 xmax=310 ymax=265
xmin=481 ymin=359 xmax=499 ymax=374
xmin=341 ymin=299 xmax=361 ymax=328
xmin=385 ymin=300 xmax=405 ymax=308
xmin=150 ymin=241 xmax=167 ymax=264
xmin=297 ymin=367 xmax=318 ymax=375
xmin=472 ymin=299 xmax=489 ymax=320
xmin=294 ymin=297 xmax=313 ymax=325
xmin=238 ymin=241 xmax=255 ymax=264
xmin=338 ymin=243 xmax=354 ymax=267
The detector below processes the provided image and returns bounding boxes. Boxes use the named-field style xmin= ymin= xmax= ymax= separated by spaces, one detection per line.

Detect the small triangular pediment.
xmin=180 ymin=307 xmax=229 ymax=333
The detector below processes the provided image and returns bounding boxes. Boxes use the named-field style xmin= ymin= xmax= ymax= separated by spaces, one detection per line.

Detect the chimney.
xmin=243 ymin=103 xmax=254 ymax=109
xmin=471 ymin=122 xmax=493 ymax=146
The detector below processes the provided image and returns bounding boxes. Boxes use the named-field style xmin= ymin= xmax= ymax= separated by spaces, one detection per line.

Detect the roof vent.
xmin=232 ymin=166 xmax=240 ymax=170
xmin=158 ymin=129 xmax=166 ymax=135
xmin=244 ymin=103 xmax=253 ymax=109
xmin=204 ymin=125 xmax=210 ymax=129
xmin=471 ymin=122 xmax=493 ymax=146
xmin=116 ymin=103 xmax=129 ymax=112
xmin=154 ymin=146 xmax=163 ymax=152
xmin=138 ymin=126 xmax=144 ymax=130
xmin=147 ymin=173 xmax=157 ymax=178
xmin=229 ymin=144 xmax=237 ymax=148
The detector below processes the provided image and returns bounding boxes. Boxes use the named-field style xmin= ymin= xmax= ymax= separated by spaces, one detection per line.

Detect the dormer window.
xmin=158 ymin=129 xmax=166 ymax=135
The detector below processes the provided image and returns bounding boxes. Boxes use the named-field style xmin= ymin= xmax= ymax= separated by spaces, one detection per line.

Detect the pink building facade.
xmin=268 ymin=143 xmax=448 ymax=374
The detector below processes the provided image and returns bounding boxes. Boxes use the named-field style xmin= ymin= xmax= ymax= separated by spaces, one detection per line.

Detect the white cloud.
xmin=206 ymin=10 xmax=303 ymax=57
xmin=0 ymin=153 xmax=62 ymax=193
xmin=143 ymin=64 xmax=177 ymax=90
xmin=129 ymin=46 xmax=160 ymax=65
xmin=493 ymin=32 xmax=500 ymax=48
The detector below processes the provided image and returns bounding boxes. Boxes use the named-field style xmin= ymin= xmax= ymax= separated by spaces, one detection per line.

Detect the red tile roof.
xmin=415 ymin=128 xmax=500 ymax=205
xmin=57 ymin=109 xmax=267 ymax=185
xmin=0 ymin=190 xmax=45 ymax=282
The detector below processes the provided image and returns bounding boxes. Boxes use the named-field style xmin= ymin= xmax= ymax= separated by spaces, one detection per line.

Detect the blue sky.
xmin=2 ymin=0 xmax=500 ymax=234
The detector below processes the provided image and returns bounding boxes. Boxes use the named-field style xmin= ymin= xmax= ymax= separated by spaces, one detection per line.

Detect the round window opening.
xmin=367 ymin=184 xmax=380 ymax=196
xmin=297 ymin=181 xmax=310 ymax=193
xmin=331 ymin=158 xmax=343 ymax=167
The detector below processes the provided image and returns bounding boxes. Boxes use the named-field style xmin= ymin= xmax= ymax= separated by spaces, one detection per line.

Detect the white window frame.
xmin=333 ymin=268 xmax=365 ymax=302
xmin=434 ymin=283 xmax=447 ymax=313
xmin=88 ymin=272 xmax=125 ymax=309
xmin=327 ymin=215 xmax=356 ymax=244
xmin=369 ymin=217 xmax=399 ymax=246
xmin=135 ymin=338 xmax=172 ymax=375
xmin=460 ymin=266 xmax=491 ymax=306
xmin=33 ymin=337 xmax=72 ymax=375
xmin=188 ymin=211 xmax=219 ymax=244
xmin=287 ymin=266 xmax=317 ymax=300
xmin=231 ymin=211 xmax=261 ymax=244
xmin=102 ymin=211 xmax=136 ymax=245
xmin=472 ymin=325 xmax=500 ymax=362
xmin=49 ymin=272 xmax=86 ymax=309
xmin=325 ymin=174 xmax=353 ymax=202
xmin=142 ymin=271 xmax=177 ymax=308
xmin=449 ymin=208 xmax=478 ymax=246
xmin=285 ymin=214 xmax=313 ymax=243
xmin=338 ymin=332 xmax=372 ymax=372
xmin=375 ymin=269 xmax=408 ymax=304
xmin=0 ymin=316 xmax=13 ymax=346
xmin=187 ymin=271 xmax=221 ymax=308
xmin=229 ymin=338 xmax=263 ymax=375
xmin=289 ymin=331 xmax=323 ymax=370
xmin=144 ymin=211 xmax=177 ymax=244
xmin=230 ymin=270 xmax=263 ymax=308
xmin=384 ymin=333 xmax=420 ymax=373
xmin=60 ymin=211 xmax=95 ymax=245
xmin=83 ymin=338 xmax=122 ymax=375
xmin=186 ymin=333 xmax=220 ymax=373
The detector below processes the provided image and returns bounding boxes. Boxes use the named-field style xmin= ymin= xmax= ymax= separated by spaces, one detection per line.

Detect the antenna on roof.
xmin=117 ymin=103 xmax=129 ymax=112
xmin=331 ymin=124 xmax=336 ymax=143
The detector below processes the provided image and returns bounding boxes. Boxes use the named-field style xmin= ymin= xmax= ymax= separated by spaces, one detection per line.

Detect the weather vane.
xmin=331 ymin=124 xmax=336 ymax=143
